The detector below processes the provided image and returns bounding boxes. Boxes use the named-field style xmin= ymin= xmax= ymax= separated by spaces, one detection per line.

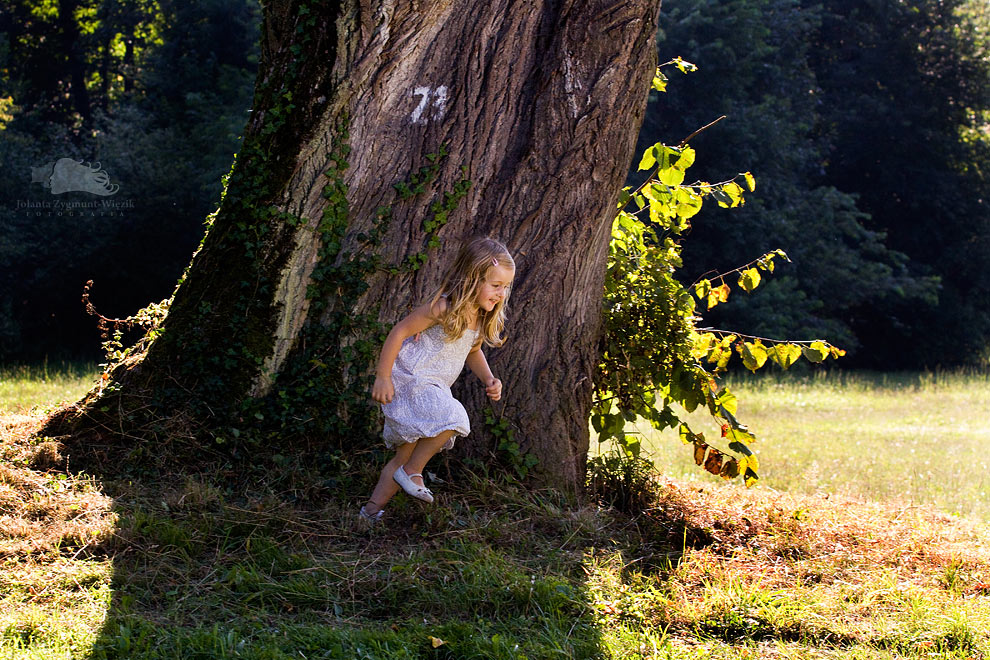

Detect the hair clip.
xmin=492 ymin=257 xmax=498 ymax=266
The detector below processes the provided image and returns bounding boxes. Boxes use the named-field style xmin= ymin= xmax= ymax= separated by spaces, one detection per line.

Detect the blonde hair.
xmin=429 ymin=237 xmax=514 ymax=347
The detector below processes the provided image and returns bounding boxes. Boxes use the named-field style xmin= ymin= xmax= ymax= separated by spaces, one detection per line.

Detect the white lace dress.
xmin=381 ymin=322 xmax=479 ymax=451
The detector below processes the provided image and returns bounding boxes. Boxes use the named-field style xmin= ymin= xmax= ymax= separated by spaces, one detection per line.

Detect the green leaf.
xmin=737 ymin=268 xmax=761 ymax=293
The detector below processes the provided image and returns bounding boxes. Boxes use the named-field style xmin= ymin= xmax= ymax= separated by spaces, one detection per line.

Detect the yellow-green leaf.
xmin=677 ymin=146 xmax=696 ymax=170
xmin=658 ymin=166 xmax=685 ymax=186
xmin=737 ymin=268 xmax=761 ymax=293
xmin=740 ymin=341 xmax=768 ymax=372
xmin=652 ymin=69 xmax=667 ymax=92
xmin=768 ymin=343 xmax=802 ymax=370
xmin=638 ymin=145 xmax=658 ymax=171
xmin=802 ymin=340 xmax=828 ymax=364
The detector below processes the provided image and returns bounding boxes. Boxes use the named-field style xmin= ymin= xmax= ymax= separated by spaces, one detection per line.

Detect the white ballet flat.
xmin=393 ymin=466 xmax=434 ymax=503
xmin=358 ymin=503 xmax=384 ymax=523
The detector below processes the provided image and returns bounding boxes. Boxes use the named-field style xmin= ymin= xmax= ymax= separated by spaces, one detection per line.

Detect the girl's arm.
xmin=466 ymin=340 xmax=502 ymax=401
xmin=371 ymin=300 xmax=444 ymax=404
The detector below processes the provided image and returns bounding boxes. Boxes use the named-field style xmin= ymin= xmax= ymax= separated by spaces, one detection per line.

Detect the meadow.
xmin=2 ymin=363 xmax=990 ymax=659
xmin=626 ymin=370 xmax=990 ymax=522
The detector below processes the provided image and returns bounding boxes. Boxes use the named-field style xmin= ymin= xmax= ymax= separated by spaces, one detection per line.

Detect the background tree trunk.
xmin=42 ymin=0 xmax=661 ymax=491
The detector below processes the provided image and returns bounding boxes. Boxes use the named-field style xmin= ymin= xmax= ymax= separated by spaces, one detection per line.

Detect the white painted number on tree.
xmin=411 ymin=86 xmax=449 ymax=124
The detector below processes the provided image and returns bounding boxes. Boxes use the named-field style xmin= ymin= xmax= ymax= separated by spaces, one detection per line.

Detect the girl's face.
xmin=476 ymin=263 xmax=514 ymax=313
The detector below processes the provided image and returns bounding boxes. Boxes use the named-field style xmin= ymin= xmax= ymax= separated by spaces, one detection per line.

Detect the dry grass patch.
xmin=0 ymin=414 xmax=116 ymax=559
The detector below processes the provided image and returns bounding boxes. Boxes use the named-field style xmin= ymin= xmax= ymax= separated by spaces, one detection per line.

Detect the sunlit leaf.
xmin=802 ymin=340 xmax=828 ymax=363
xmin=715 ymin=387 xmax=738 ymax=416
xmin=737 ymin=268 xmax=761 ymax=293
xmin=658 ymin=166 xmax=685 ymax=186
xmin=768 ymin=343 xmax=802 ymax=370
xmin=677 ymin=146 xmax=696 ymax=170
xmin=740 ymin=341 xmax=768 ymax=372
xmin=711 ymin=189 xmax=732 ymax=207
xmin=694 ymin=279 xmax=712 ymax=300
xmin=652 ymin=69 xmax=667 ymax=92
xmin=742 ymin=171 xmax=756 ymax=192
xmin=638 ymin=145 xmax=658 ymax=171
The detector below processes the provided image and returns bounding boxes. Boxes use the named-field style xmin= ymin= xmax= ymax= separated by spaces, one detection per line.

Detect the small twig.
xmin=678 ymin=115 xmax=726 ymax=148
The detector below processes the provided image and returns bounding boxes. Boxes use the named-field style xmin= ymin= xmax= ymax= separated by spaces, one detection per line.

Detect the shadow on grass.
xmin=76 ymin=455 xmax=673 ymax=660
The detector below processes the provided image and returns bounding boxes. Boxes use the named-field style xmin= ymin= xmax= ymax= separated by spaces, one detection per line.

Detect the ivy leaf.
xmin=737 ymin=268 xmax=761 ymax=293
xmin=802 ymin=340 xmax=828 ymax=363
xmin=768 ymin=343 xmax=802 ymax=370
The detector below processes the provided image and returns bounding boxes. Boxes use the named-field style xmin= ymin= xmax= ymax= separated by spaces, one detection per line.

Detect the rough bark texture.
xmin=41 ymin=0 xmax=661 ymax=491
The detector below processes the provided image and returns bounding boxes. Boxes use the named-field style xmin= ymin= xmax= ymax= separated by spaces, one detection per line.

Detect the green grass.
xmin=623 ymin=370 xmax=990 ymax=521
xmin=0 ymin=361 xmax=99 ymax=414
xmin=4 ymin=367 xmax=990 ymax=658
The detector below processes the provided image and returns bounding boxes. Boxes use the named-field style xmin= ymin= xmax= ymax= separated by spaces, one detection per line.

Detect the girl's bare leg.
xmin=364 ymin=441 xmax=416 ymax=515
xmin=401 ymin=429 xmax=456 ymax=488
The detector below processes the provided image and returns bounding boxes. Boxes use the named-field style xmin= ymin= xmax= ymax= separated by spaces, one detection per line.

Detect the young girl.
xmin=360 ymin=237 xmax=515 ymax=521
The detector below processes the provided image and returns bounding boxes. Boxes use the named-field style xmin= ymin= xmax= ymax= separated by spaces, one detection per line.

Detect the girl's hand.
xmin=485 ymin=377 xmax=502 ymax=401
xmin=372 ymin=375 xmax=394 ymax=404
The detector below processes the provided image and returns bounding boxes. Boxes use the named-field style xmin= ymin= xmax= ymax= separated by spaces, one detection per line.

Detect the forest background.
xmin=1 ymin=0 xmax=989 ymax=370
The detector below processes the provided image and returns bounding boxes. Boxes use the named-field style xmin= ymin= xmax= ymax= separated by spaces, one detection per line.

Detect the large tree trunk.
xmin=42 ymin=0 xmax=661 ymax=491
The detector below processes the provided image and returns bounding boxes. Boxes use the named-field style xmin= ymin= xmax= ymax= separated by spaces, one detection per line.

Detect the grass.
xmin=624 ymin=370 xmax=990 ymax=521
xmin=2 ymin=364 xmax=990 ymax=658
xmin=0 ymin=361 xmax=100 ymax=414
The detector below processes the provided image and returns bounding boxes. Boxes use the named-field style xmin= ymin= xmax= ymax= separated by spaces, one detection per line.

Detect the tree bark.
xmin=41 ymin=0 xmax=661 ymax=491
